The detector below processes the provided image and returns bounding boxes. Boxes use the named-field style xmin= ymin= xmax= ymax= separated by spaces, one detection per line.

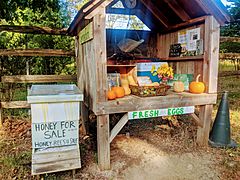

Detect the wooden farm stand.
xmin=68 ymin=0 xmax=231 ymax=170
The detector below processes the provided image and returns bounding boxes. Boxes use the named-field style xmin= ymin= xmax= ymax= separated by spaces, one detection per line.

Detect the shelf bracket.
xmin=190 ymin=113 xmax=203 ymax=128
xmin=109 ymin=113 xmax=129 ymax=143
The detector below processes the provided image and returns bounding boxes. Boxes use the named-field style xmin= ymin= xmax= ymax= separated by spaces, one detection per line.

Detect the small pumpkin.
xmin=173 ymin=80 xmax=185 ymax=93
xmin=107 ymin=84 xmax=116 ymax=100
xmin=112 ymin=74 xmax=125 ymax=98
xmin=189 ymin=74 xmax=205 ymax=94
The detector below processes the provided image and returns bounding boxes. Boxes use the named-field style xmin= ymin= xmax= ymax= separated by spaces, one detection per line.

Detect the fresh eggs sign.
xmin=32 ymin=120 xmax=79 ymax=149
xmin=128 ymin=106 xmax=195 ymax=120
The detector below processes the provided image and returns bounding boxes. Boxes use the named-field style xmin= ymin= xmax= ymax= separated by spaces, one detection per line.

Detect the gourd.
xmin=120 ymin=75 xmax=131 ymax=95
xmin=128 ymin=75 xmax=138 ymax=86
xmin=112 ymin=74 xmax=125 ymax=98
xmin=107 ymin=84 xmax=116 ymax=100
xmin=173 ymin=80 xmax=184 ymax=93
xmin=189 ymin=74 xmax=205 ymax=94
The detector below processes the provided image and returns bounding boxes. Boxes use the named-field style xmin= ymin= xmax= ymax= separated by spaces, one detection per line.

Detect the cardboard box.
xmin=137 ymin=62 xmax=168 ymax=82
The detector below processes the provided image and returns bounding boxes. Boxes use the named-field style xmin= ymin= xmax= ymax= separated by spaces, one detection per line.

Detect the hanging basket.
xmin=129 ymin=84 xmax=171 ymax=97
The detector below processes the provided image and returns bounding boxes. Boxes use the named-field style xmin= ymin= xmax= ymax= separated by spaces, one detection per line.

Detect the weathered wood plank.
xmin=32 ymin=145 xmax=81 ymax=175
xmin=203 ymin=16 xmax=220 ymax=93
xmin=1 ymin=101 xmax=30 ymax=109
xmin=196 ymin=105 xmax=213 ymax=146
xmin=110 ymin=113 xmax=128 ymax=143
xmin=219 ymin=71 xmax=240 ymax=77
xmin=0 ymin=25 xmax=68 ymax=35
xmin=96 ymin=92 xmax=217 ymax=115
xmin=97 ymin=115 xmax=110 ymax=170
xmin=197 ymin=16 xmax=220 ymax=146
xmin=220 ymin=37 xmax=240 ymax=43
xmin=94 ymin=7 xmax=108 ymax=103
xmin=85 ymin=0 xmax=113 ymax=19
xmin=168 ymin=16 xmax=207 ymax=32
xmin=1 ymin=75 xmax=77 ymax=83
xmin=0 ymin=49 xmax=75 ymax=57
xmin=140 ymin=0 xmax=170 ymax=28
xmin=163 ymin=0 xmax=190 ymax=21
xmin=219 ymin=53 xmax=240 ymax=60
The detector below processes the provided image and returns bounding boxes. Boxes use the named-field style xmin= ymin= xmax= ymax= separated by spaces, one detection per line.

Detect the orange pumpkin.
xmin=107 ymin=84 xmax=116 ymax=100
xmin=108 ymin=90 xmax=116 ymax=100
xmin=189 ymin=74 xmax=205 ymax=94
xmin=112 ymin=74 xmax=125 ymax=98
xmin=112 ymin=86 xmax=125 ymax=98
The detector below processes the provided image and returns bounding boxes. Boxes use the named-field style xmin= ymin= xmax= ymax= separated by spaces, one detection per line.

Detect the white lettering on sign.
xmin=32 ymin=120 xmax=79 ymax=149
xmin=128 ymin=106 xmax=194 ymax=120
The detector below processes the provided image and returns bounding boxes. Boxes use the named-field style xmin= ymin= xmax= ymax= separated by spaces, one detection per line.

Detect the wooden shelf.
xmin=96 ymin=91 xmax=217 ymax=115
xmin=107 ymin=64 xmax=136 ymax=67
xmin=162 ymin=55 xmax=204 ymax=61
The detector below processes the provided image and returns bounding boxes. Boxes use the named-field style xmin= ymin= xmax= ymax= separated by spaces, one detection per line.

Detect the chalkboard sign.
xmin=169 ymin=44 xmax=182 ymax=57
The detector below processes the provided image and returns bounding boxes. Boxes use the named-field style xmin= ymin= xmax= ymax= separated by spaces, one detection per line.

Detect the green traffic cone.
xmin=209 ymin=91 xmax=237 ymax=148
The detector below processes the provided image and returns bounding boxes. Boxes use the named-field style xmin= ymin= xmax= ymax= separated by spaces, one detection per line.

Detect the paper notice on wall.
xmin=178 ymin=30 xmax=187 ymax=51
xmin=187 ymin=28 xmax=200 ymax=51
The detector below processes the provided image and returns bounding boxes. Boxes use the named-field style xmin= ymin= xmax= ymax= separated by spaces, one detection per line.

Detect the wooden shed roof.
xmin=68 ymin=0 xmax=231 ymax=35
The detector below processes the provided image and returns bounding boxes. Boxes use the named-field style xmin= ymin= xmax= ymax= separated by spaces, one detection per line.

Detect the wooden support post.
xmin=97 ymin=115 xmax=110 ymax=170
xmin=197 ymin=105 xmax=213 ymax=146
xmin=0 ymin=107 xmax=2 ymax=130
xmin=80 ymin=102 xmax=88 ymax=135
xmin=197 ymin=16 xmax=220 ymax=146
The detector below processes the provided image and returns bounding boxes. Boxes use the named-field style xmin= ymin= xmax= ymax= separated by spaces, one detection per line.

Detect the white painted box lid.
xmin=27 ymin=84 xmax=83 ymax=103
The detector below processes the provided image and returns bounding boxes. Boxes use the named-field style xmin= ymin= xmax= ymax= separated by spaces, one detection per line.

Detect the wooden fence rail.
xmin=219 ymin=53 xmax=240 ymax=60
xmin=1 ymin=75 xmax=77 ymax=83
xmin=0 ymin=49 xmax=75 ymax=57
xmin=0 ymin=25 xmax=69 ymax=36
xmin=1 ymin=101 xmax=30 ymax=109
xmin=220 ymin=36 xmax=240 ymax=43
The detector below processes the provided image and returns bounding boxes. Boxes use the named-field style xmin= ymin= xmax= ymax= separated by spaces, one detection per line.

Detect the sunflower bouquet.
xmin=151 ymin=64 xmax=174 ymax=83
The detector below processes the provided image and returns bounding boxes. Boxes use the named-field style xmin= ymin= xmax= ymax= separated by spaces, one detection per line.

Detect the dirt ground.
xmin=0 ymin=116 xmax=239 ymax=180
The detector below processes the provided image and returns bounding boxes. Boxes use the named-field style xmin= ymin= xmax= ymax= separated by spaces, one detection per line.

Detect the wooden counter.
xmin=96 ymin=91 xmax=217 ymax=115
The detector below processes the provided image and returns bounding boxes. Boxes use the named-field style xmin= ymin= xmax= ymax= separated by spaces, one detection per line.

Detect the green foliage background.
xmin=0 ymin=0 xmax=75 ymax=77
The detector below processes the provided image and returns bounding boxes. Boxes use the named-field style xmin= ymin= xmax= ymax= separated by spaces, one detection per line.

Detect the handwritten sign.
xmin=128 ymin=106 xmax=194 ymax=120
xmin=79 ymin=22 xmax=93 ymax=44
xmin=32 ymin=120 xmax=79 ymax=149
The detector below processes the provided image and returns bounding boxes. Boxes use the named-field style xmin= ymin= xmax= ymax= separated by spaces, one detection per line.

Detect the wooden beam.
xmin=197 ymin=105 xmax=213 ymax=146
xmin=195 ymin=0 xmax=231 ymax=25
xmin=0 ymin=49 xmax=75 ymax=57
xmin=219 ymin=71 xmax=240 ymax=77
xmin=97 ymin=115 xmax=110 ymax=170
xmin=168 ymin=16 xmax=207 ymax=32
xmin=219 ymin=53 xmax=240 ymax=60
xmin=106 ymin=8 xmax=138 ymax=15
xmin=0 ymin=25 xmax=68 ymax=36
xmin=190 ymin=113 xmax=203 ymax=128
xmin=1 ymin=101 xmax=30 ymax=109
xmin=85 ymin=0 xmax=113 ymax=20
xmin=96 ymin=92 xmax=217 ymax=115
xmin=163 ymin=0 xmax=190 ymax=21
xmin=220 ymin=37 xmax=240 ymax=43
xmin=110 ymin=113 xmax=128 ymax=143
xmin=1 ymin=75 xmax=77 ymax=83
xmin=139 ymin=0 xmax=170 ymax=28
xmin=197 ymin=16 xmax=220 ymax=146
